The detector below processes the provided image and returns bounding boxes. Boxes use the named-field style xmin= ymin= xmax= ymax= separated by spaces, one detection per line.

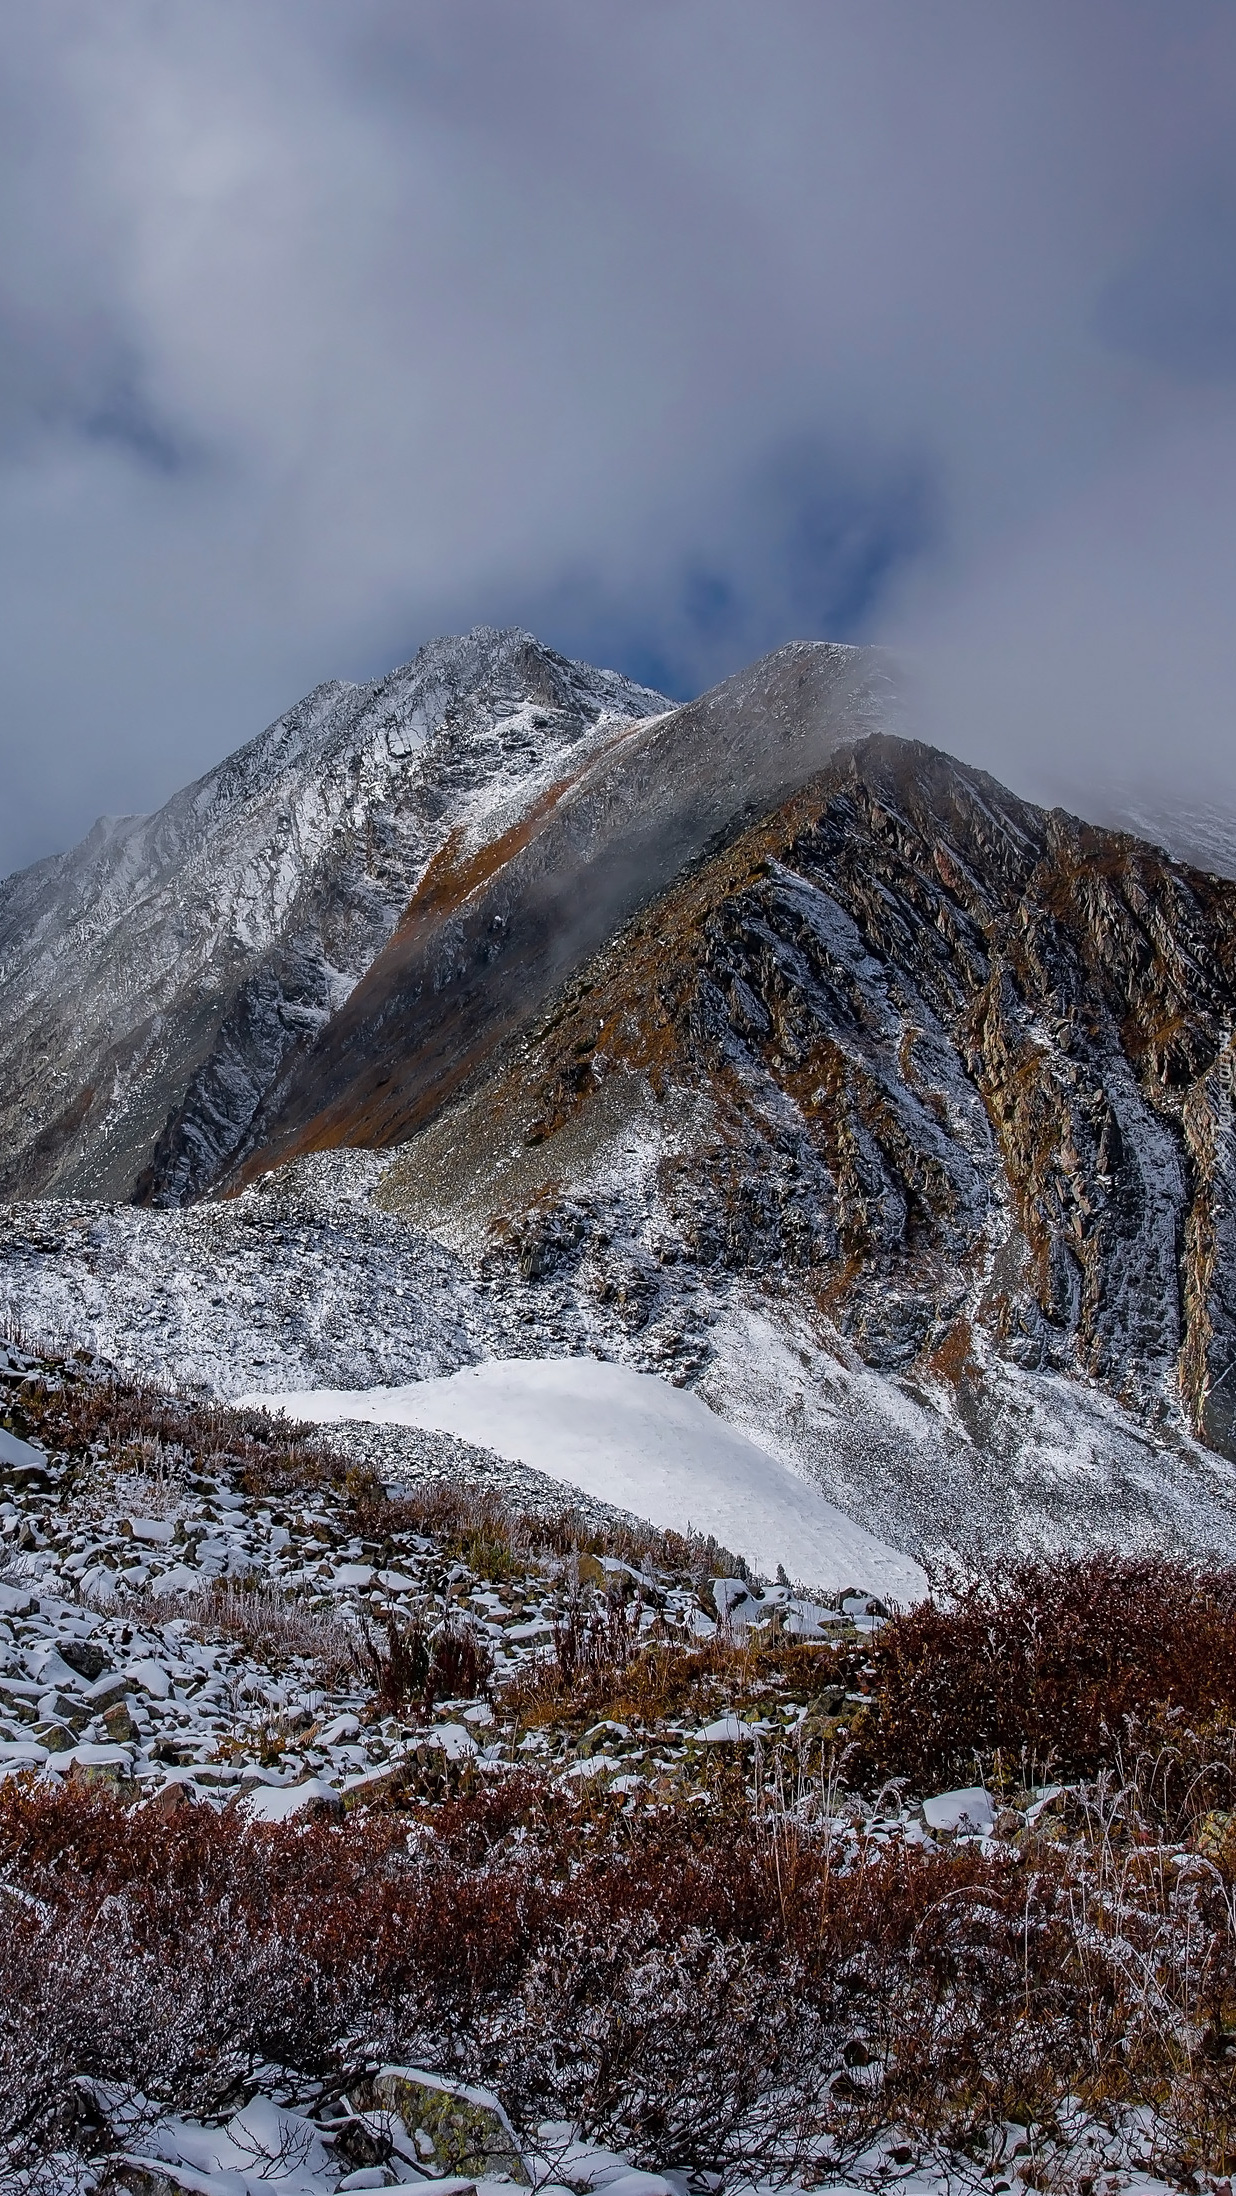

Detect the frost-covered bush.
xmin=858 ymin=1551 xmax=1236 ymax=1789
xmin=6 ymin=1768 xmax=1236 ymax=2183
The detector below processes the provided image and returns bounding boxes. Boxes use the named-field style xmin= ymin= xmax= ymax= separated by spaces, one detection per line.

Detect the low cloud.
xmin=2 ymin=2 xmax=1236 ymax=874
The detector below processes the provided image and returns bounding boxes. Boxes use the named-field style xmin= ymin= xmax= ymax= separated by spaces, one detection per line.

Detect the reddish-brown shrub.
xmin=858 ymin=1552 xmax=1236 ymax=1789
xmin=360 ymin=1610 xmax=493 ymax=1716
xmin=6 ymin=1766 xmax=1236 ymax=2179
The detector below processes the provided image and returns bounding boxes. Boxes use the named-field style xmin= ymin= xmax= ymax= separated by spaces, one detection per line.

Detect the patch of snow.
xmin=331 ymin=1563 xmax=374 ymax=1588
xmin=0 ymin=1738 xmax=47 ymax=1766
xmin=242 ymin=1357 xmax=928 ymax=1599
xmin=696 ymin=1713 xmax=762 ymax=1743
xmin=423 ymin=1722 xmax=477 ymax=1760
xmin=0 ymin=1428 xmax=41 ymax=1467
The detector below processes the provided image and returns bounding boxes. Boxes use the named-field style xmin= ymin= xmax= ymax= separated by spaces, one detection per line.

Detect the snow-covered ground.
xmin=3 ymin=1334 xmax=906 ymax=1812
xmin=241 ymin=1358 xmax=928 ymax=1602
xmin=64 ymin=2080 xmax=1186 ymax=2196
xmin=7 ymin=1145 xmax=1236 ymax=1581
xmin=0 ymin=1341 xmax=1214 ymax=2196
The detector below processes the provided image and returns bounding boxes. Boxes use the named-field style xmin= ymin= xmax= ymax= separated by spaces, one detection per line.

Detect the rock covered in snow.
xmin=921 ymin=1785 xmax=996 ymax=1836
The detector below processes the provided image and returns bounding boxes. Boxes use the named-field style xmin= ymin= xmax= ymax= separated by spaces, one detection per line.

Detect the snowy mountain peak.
xmin=0 ymin=628 xmax=670 ymax=1205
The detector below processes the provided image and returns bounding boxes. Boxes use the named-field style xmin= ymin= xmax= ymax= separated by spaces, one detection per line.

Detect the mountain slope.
xmin=2 ymin=633 xmax=1236 ymax=1571
xmin=359 ymin=732 xmax=1236 ymax=1462
xmin=0 ymin=629 xmax=669 ymax=1205
xmin=223 ymin=640 xmax=894 ymax=1182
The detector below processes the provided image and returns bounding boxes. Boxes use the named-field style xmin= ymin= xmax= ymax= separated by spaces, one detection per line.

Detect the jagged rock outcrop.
xmin=0 ymin=629 xmax=669 ymax=1205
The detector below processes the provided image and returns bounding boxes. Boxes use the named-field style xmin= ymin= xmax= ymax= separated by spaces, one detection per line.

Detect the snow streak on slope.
xmin=242 ymin=1357 xmax=929 ymax=1600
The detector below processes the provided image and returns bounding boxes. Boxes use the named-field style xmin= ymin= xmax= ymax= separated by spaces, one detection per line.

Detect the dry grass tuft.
xmin=503 ymin=1596 xmax=851 ymax=1730
xmin=4 ymin=1357 xmax=347 ymax=1496
xmin=348 ymin=1478 xmax=746 ymax=1587
xmin=360 ymin=1608 xmax=493 ymax=1717
xmin=84 ymin=1577 xmax=366 ymax=1688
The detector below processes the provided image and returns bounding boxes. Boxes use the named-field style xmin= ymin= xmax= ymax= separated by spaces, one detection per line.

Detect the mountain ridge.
xmin=0 ymin=628 xmax=670 ymax=1205
xmin=2 ymin=630 xmax=1236 ymax=1573
xmin=219 ymin=639 xmax=894 ymax=1188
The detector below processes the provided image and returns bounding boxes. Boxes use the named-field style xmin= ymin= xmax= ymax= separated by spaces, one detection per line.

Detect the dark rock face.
xmin=371 ymin=735 xmax=1236 ymax=1461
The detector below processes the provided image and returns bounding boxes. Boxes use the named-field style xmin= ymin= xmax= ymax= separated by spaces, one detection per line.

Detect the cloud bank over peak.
xmin=2 ymin=2 xmax=1236 ymax=875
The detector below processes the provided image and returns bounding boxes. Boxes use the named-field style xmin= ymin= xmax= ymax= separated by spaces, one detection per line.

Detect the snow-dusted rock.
xmin=50 ymin=1741 xmax=132 ymax=1777
xmin=239 ymin=1776 xmax=344 ymax=1822
xmin=370 ymin=2068 xmax=529 ymax=2186
xmin=0 ymin=628 xmax=668 ymax=1206
xmin=922 ymin=1786 xmax=995 ymax=1835
xmin=125 ymin=1657 xmax=172 ymax=1699
xmin=697 ymin=1713 xmax=762 ymax=1743
xmin=83 ymin=1671 xmax=130 ymax=1711
xmin=26 ymin=1644 xmax=84 ymax=1691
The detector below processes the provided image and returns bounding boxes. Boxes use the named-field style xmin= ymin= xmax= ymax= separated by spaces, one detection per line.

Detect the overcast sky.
xmin=3 ymin=1 xmax=1236 ymax=876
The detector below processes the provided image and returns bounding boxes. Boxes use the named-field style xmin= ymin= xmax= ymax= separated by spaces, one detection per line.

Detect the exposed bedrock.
xmin=368 ymin=735 xmax=1236 ymax=1464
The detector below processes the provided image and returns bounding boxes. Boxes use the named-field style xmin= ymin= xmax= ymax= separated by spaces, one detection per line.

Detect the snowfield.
xmin=241 ymin=1357 xmax=929 ymax=1601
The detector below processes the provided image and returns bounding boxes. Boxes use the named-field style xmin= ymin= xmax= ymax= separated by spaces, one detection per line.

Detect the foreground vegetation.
xmin=5 ymin=1340 xmax=1236 ymax=2189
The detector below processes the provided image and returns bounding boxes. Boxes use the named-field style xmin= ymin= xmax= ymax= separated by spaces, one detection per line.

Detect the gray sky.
xmin=3 ymin=1 xmax=1236 ymax=877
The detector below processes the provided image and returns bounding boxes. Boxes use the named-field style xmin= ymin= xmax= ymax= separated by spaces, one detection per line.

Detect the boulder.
xmin=921 ymin=1786 xmax=995 ymax=1836
xmin=145 ymin=1780 xmax=194 ymax=1818
xmin=124 ymin=1658 xmax=171 ymax=1699
xmin=239 ymin=1776 xmax=344 ymax=1822
xmin=39 ymin=1690 xmax=90 ymax=1730
xmin=369 ymin=2069 xmax=529 ymax=2184
xmin=34 ymin=1721 xmax=77 ymax=1754
xmin=83 ymin=1672 xmax=130 ymax=1714
xmin=57 ymin=1636 xmax=108 ymax=1681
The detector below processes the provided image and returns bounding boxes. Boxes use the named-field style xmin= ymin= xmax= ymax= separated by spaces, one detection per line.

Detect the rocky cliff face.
xmin=370 ymin=733 xmax=1236 ymax=1467
xmin=0 ymin=630 xmax=669 ymax=1206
